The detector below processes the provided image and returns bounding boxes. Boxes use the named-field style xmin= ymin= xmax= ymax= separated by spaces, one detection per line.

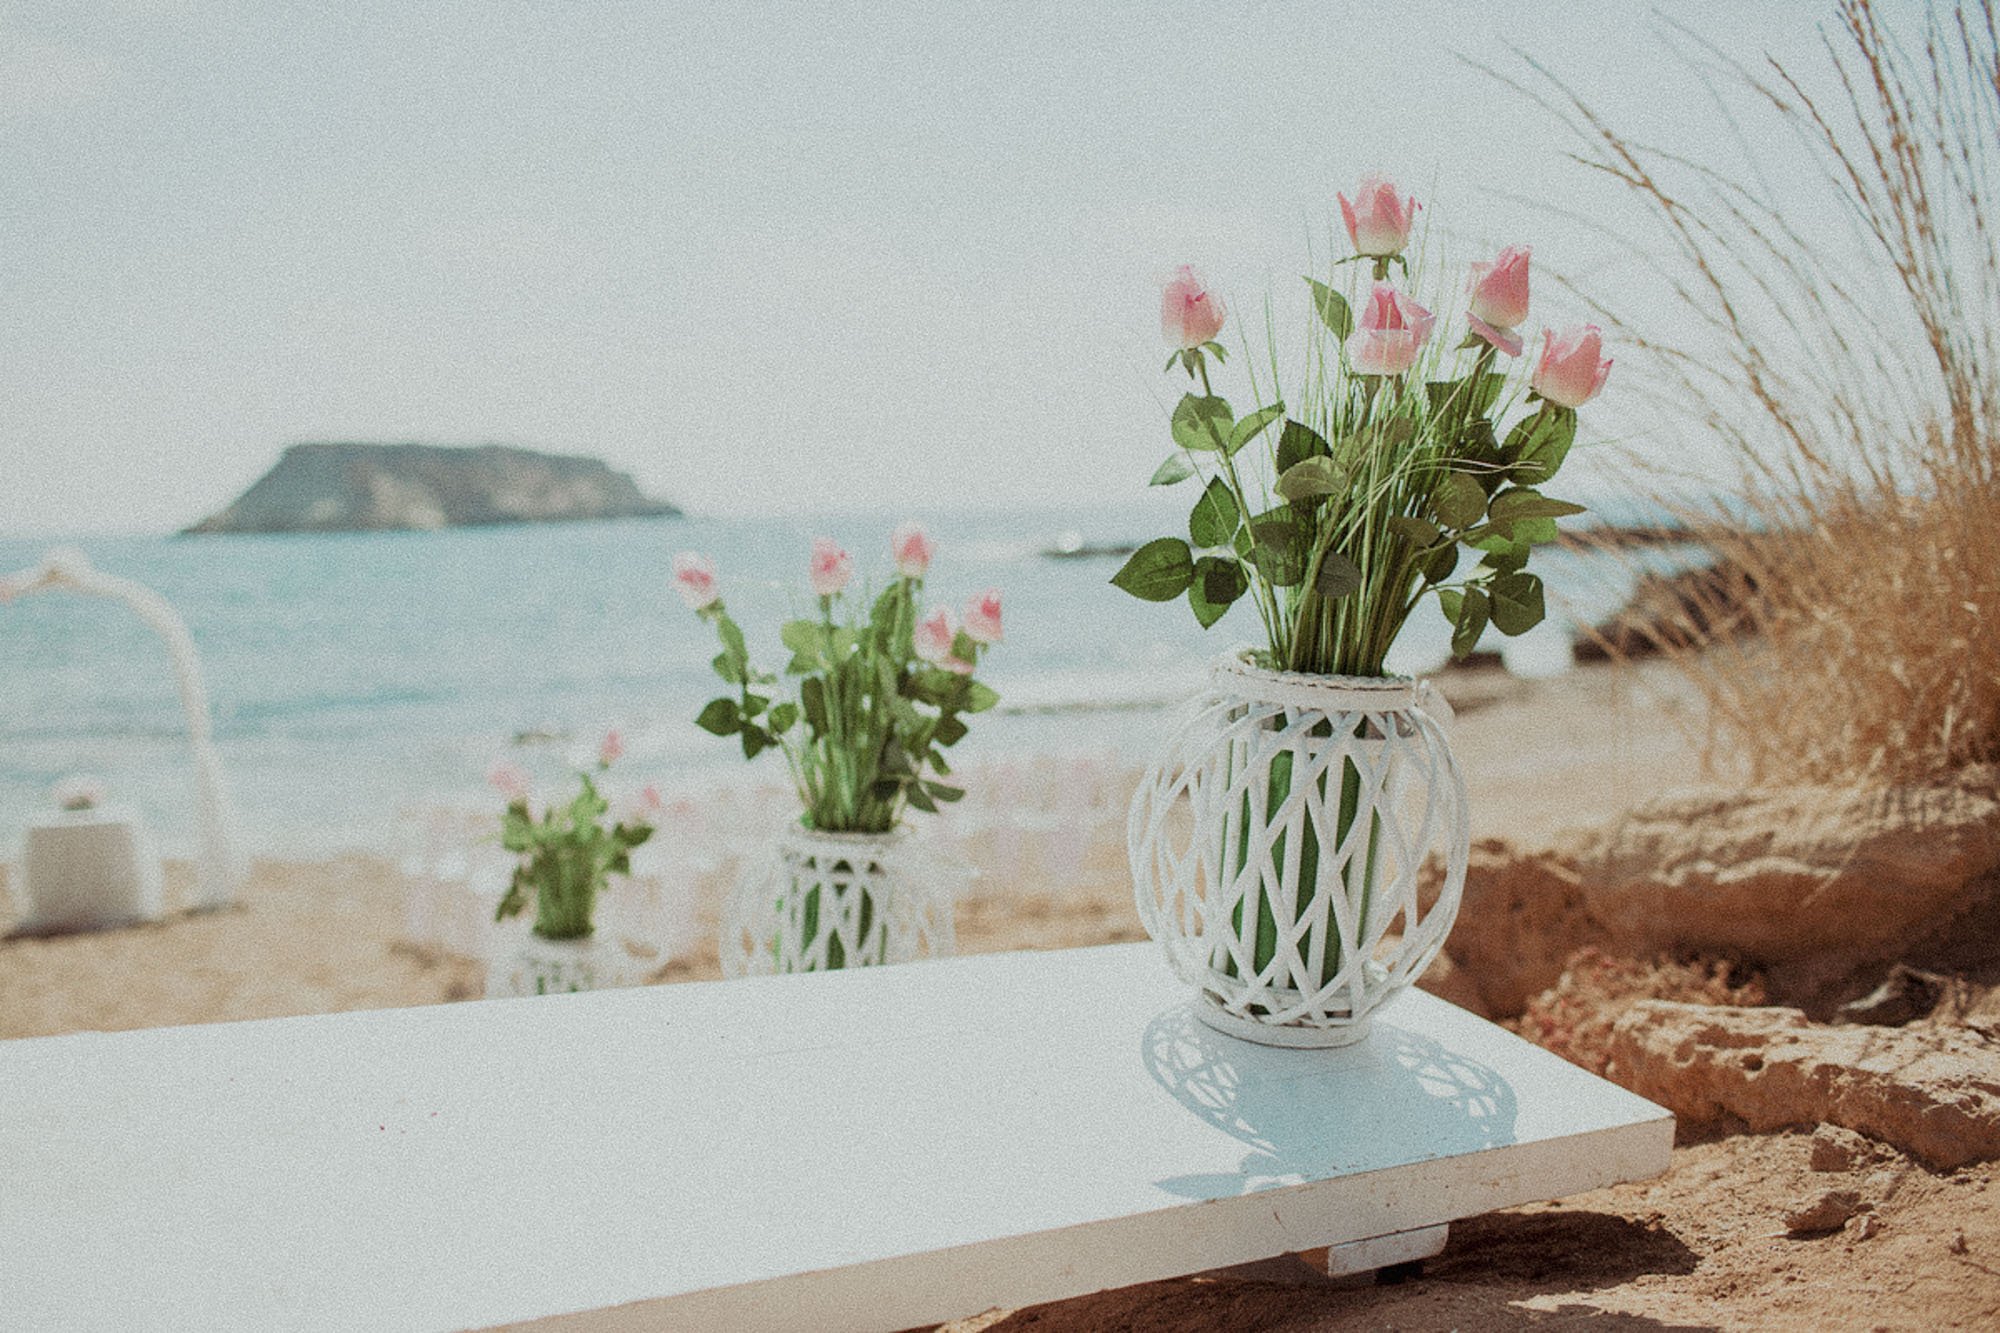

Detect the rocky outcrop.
xmin=1427 ymin=839 xmax=1605 ymax=1017
xmin=1607 ymin=1001 xmax=2000 ymax=1169
xmin=184 ymin=443 xmax=679 ymax=535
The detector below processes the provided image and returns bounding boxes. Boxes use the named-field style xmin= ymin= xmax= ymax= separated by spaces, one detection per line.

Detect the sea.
xmin=0 ymin=505 xmax=1690 ymax=858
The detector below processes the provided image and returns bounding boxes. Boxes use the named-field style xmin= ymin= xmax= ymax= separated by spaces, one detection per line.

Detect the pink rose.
xmin=599 ymin=729 xmax=625 ymax=766
xmin=487 ymin=760 xmax=530 ymax=803
xmin=1338 ymin=175 xmax=1420 ymax=258
xmin=1531 ymin=325 xmax=1613 ymax=408
xmin=633 ymin=783 xmax=665 ymax=820
xmin=1160 ymin=265 xmax=1226 ymax=350
xmin=1467 ymin=245 xmax=1531 ymax=356
xmin=808 ymin=537 xmax=854 ymax=598
xmin=891 ymin=522 xmax=935 ymax=579
xmin=914 ymin=606 xmax=975 ymax=674
xmin=672 ymin=552 xmax=719 ymax=610
xmin=963 ymin=588 xmax=1003 ymax=644
xmin=1345 ymin=282 xmax=1435 ymax=377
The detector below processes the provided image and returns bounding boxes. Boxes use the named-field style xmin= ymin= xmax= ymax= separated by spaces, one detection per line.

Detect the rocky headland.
xmin=183 ymin=442 xmax=679 ymax=535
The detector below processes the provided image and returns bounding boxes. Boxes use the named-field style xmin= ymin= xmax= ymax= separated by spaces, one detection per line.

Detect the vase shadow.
xmin=1140 ymin=999 xmax=1519 ymax=1200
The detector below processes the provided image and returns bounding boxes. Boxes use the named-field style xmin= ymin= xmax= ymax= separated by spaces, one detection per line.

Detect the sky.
xmin=1 ymin=0 xmax=1861 ymax=536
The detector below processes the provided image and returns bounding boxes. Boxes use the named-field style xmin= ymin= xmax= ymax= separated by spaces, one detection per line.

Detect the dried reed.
xmin=1496 ymin=0 xmax=2000 ymax=785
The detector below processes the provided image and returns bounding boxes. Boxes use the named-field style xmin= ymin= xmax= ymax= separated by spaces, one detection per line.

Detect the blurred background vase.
xmin=485 ymin=930 xmax=637 ymax=998
xmin=721 ymin=824 xmax=958 ymax=976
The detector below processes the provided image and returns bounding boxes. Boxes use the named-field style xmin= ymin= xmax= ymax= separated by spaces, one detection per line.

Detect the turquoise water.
xmin=0 ymin=508 xmax=1664 ymax=855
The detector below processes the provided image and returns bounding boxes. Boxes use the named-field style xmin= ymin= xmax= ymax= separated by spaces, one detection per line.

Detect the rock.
xmin=1808 ymin=1123 xmax=1878 ymax=1172
xmin=1838 ymin=964 xmax=1948 ymax=1027
xmin=1573 ymin=771 xmax=2000 ymax=983
xmin=184 ymin=443 xmax=680 ymax=535
xmin=1430 ymin=839 xmax=1604 ymax=1018
xmin=1783 ymin=1188 xmax=1862 ymax=1234
xmin=1413 ymin=948 xmax=1488 ymax=1016
xmin=1607 ymin=1001 xmax=2000 ymax=1169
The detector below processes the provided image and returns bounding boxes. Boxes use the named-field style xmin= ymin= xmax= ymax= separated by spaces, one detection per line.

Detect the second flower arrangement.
xmin=674 ymin=526 xmax=1003 ymax=972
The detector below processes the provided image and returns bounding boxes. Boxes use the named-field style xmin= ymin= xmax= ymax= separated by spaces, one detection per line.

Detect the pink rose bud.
xmin=487 ymin=760 xmax=530 ymax=802
xmin=808 ymin=537 xmax=854 ymax=598
xmin=672 ymin=552 xmax=719 ymax=610
xmin=1467 ymin=246 xmax=1531 ymax=355
xmin=891 ymin=522 xmax=935 ymax=578
xmin=1160 ymin=265 xmax=1226 ymax=350
xmin=963 ymin=588 xmax=1003 ymax=644
xmin=1531 ymin=325 xmax=1614 ymax=408
xmin=599 ymin=729 xmax=625 ymax=766
xmin=634 ymin=783 xmax=666 ymax=820
xmin=1338 ymin=175 xmax=1420 ymax=258
xmin=914 ymin=606 xmax=958 ymax=666
xmin=1345 ymin=281 xmax=1435 ymax=377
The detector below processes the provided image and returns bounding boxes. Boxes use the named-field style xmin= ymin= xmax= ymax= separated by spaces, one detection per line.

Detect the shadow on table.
xmin=1140 ymin=1001 xmax=1519 ymax=1199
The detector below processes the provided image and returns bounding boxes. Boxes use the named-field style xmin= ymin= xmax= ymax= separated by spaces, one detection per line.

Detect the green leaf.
xmin=904 ymin=783 xmax=938 ymax=814
xmin=1226 ymin=403 xmax=1285 ymax=456
xmin=740 ymin=727 xmax=770 ymax=760
xmin=1437 ymin=588 xmax=1464 ymax=622
xmin=780 ymin=619 xmax=823 ymax=659
xmin=1488 ymin=488 xmax=1588 ymax=525
xmin=695 ymin=697 xmax=740 ymax=736
xmin=1110 ymin=537 xmax=1196 ymax=602
xmin=1149 ymin=454 xmax=1196 ymax=486
xmin=1423 ymin=542 xmax=1460 ymax=583
xmin=1386 ymin=515 xmax=1441 ymax=547
xmin=965 ymin=681 xmax=1000 ymax=713
xmin=1503 ymin=405 xmax=1578 ymax=485
xmin=1274 ymin=455 xmax=1347 ymax=504
xmin=1246 ymin=511 xmax=1308 ymax=587
xmin=1451 ymin=587 xmax=1491 ymax=658
xmin=800 ymin=677 xmax=828 ymax=733
xmin=1197 ymin=555 xmax=1248 ymax=605
xmin=1432 ymin=471 xmax=1487 ymax=529
xmin=1425 ymin=373 xmax=1508 ymax=418
xmin=1276 ymin=419 xmax=1332 ymax=474
xmin=768 ymin=701 xmax=799 ymax=733
xmin=1305 ymin=277 xmax=1353 ymax=338
xmin=1188 ymin=477 xmax=1241 ymax=548
xmin=935 ymin=713 xmax=969 ymax=746
xmin=717 ymin=617 xmax=748 ymax=667
xmin=711 ymin=651 xmax=744 ymax=685
xmin=1170 ymin=393 xmax=1234 ymax=454
xmin=1313 ymin=551 xmax=1363 ymax=600
xmin=1188 ymin=555 xmax=1247 ymax=629
xmin=1489 ymin=571 xmax=1547 ymax=635
xmin=922 ymin=782 xmax=966 ymax=804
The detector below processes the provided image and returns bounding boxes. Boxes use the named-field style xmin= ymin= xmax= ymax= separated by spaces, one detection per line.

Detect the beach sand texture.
xmin=4 ymin=658 xmax=1995 ymax=1331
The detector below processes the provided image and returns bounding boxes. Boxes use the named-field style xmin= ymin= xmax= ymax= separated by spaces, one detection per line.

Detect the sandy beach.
xmin=4 ymin=658 xmax=1995 ymax=1330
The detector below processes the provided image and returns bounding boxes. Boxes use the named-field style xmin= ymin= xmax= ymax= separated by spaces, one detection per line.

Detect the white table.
xmin=0 ymin=942 xmax=1672 ymax=1331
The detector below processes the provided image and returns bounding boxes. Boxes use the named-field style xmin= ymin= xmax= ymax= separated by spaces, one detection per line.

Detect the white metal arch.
xmin=1 ymin=547 xmax=242 ymax=911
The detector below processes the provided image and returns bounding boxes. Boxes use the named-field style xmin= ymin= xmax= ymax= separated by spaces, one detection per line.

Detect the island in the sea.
xmin=183 ymin=442 xmax=680 ymax=535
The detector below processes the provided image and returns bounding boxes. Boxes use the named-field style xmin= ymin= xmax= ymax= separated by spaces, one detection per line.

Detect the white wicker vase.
xmin=486 ymin=932 xmax=637 ymax=999
xmin=1129 ymin=654 xmax=1470 ymax=1048
xmin=721 ymin=824 xmax=955 ymax=977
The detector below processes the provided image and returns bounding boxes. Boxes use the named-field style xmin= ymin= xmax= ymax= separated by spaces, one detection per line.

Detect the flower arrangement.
xmin=1117 ymin=174 xmax=1611 ymax=675
xmin=488 ymin=731 xmax=655 ymax=942
xmin=675 ymin=526 xmax=1002 ymax=834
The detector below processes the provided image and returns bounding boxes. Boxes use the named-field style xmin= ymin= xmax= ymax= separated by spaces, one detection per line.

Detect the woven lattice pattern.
xmin=722 ymin=825 xmax=957 ymax=977
xmin=1129 ymin=656 xmax=1468 ymax=1045
xmin=487 ymin=933 xmax=638 ymax=998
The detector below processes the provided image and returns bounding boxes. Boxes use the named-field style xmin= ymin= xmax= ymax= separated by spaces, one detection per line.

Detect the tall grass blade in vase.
xmin=677 ymin=527 xmax=1002 ymax=972
xmin=1120 ymin=177 xmax=1612 ymax=1044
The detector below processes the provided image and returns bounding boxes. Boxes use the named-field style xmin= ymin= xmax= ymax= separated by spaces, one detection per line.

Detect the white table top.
xmin=0 ymin=942 xmax=1672 ymax=1331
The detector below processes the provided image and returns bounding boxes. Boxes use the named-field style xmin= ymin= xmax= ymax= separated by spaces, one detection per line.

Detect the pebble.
xmin=1783 ymin=1188 xmax=1863 ymax=1234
